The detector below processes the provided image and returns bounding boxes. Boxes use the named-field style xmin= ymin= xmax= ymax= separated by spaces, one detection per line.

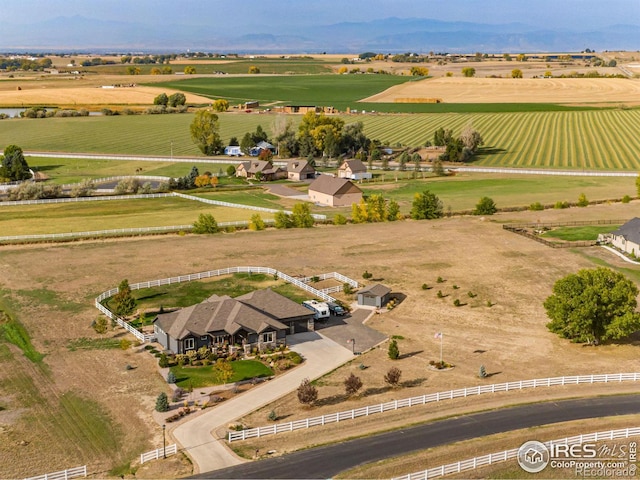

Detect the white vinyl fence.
xmin=394 ymin=427 xmax=640 ymax=480
xmin=24 ymin=465 xmax=86 ymax=480
xmin=140 ymin=444 xmax=178 ymax=464
xmin=227 ymin=372 xmax=640 ymax=442
xmin=172 ymin=192 xmax=327 ymax=220
xmin=0 ymin=193 xmax=173 ymax=207
xmin=95 ymin=266 xmax=357 ymax=343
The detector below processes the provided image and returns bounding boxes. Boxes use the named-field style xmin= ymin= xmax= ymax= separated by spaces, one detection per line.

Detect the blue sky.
xmin=2 ymin=0 xmax=638 ymax=31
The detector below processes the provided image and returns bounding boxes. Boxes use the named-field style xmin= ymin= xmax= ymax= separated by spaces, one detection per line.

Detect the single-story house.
xmin=308 ymin=175 xmax=363 ymax=207
xmin=610 ymin=218 xmax=640 ymax=256
xmin=236 ymin=160 xmax=286 ymax=181
xmin=357 ymin=284 xmax=392 ymax=308
xmin=224 ymin=146 xmax=243 ymax=157
xmin=249 ymin=141 xmax=277 ymax=157
xmin=287 ymin=159 xmax=316 ymax=181
xmin=153 ymin=289 xmax=315 ymax=355
xmin=338 ymin=159 xmax=372 ymax=180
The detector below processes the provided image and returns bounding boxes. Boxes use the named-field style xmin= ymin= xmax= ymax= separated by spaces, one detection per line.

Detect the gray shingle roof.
xmin=237 ymin=288 xmax=314 ymax=320
xmin=358 ymin=284 xmax=391 ymax=297
xmin=613 ymin=217 xmax=640 ymax=245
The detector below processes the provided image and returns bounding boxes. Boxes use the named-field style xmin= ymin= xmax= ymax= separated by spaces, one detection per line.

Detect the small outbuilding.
xmin=357 ymin=284 xmax=392 ymax=308
xmin=338 ymin=159 xmax=372 ymax=180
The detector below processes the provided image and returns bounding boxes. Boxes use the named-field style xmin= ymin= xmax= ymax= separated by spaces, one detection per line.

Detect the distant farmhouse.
xmin=273 ymin=106 xmax=336 ymax=114
xmin=153 ymin=289 xmax=315 ymax=355
xmin=286 ymin=159 xmax=316 ymax=181
xmin=236 ymin=160 xmax=286 ymax=181
xmin=308 ymin=175 xmax=363 ymax=206
xmin=338 ymin=159 xmax=372 ymax=180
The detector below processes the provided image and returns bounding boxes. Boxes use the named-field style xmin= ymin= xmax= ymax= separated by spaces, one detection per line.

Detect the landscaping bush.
xmin=622 ymin=195 xmax=632 ymax=204
xmin=343 ymin=283 xmax=354 ymax=295
xmin=167 ymin=371 xmax=176 ymax=384
xmin=362 ymin=270 xmax=373 ymax=280
xmin=297 ymin=378 xmax=318 ymax=406
xmin=437 ymin=276 xmax=444 ymax=283
xmin=387 ymin=338 xmax=400 ymax=360
xmin=155 ymin=392 xmax=169 ymax=412
xmin=384 ymin=367 xmax=402 ymax=387
xmin=453 ymin=298 xmax=461 ymax=307
xmin=344 ymin=373 xmax=363 ymax=396
xmin=288 ymin=351 xmax=303 ymax=364
xmin=577 ymin=192 xmax=589 ymax=207
xmin=421 ymin=283 xmax=429 ymax=290
xmin=479 ymin=365 xmax=487 ymax=378
xmin=529 ymin=201 xmax=544 ymax=211
xmin=268 ymin=410 xmax=278 ymax=422
xmin=468 ymin=291 xmax=477 ymax=298
xmin=171 ymin=388 xmax=185 ymax=402
xmin=437 ymin=290 xmax=444 ymax=298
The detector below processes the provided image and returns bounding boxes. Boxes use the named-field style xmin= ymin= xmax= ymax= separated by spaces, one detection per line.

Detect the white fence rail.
xmin=172 ymin=192 xmax=327 ymax=220
xmin=227 ymin=372 xmax=640 ymax=442
xmin=0 ymin=193 xmax=173 ymax=207
xmin=297 ymin=272 xmax=360 ymax=288
xmin=95 ymin=266 xmax=357 ymax=344
xmin=24 ymin=465 xmax=87 ymax=480
xmin=60 ymin=175 xmax=172 ymax=189
xmin=394 ymin=427 xmax=640 ymax=480
xmin=140 ymin=444 xmax=178 ymax=464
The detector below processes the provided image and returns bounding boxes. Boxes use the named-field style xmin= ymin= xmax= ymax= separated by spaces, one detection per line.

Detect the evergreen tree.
xmin=388 ymin=339 xmax=400 ymax=360
xmin=155 ymin=392 xmax=169 ymax=412
xmin=113 ymin=279 xmax=136 ymax=317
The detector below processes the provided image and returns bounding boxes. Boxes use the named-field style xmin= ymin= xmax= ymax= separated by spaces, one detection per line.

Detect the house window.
xmin=200 ymin=336 xmax=208 ymax=341
xmin=184 ymin=338 xmax=195 ymax=350
xmin=216 ymin=335 xmax=226 ymax=344
xmin=261 ymin=332 xmax=275 ymax=343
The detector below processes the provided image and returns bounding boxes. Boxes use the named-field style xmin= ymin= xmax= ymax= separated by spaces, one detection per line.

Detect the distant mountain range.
xmin=2 ymin=15 xmax=639 ymax=53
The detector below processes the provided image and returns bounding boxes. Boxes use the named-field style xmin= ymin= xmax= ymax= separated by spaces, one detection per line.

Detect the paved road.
xmin=194 ymin=394 xmax=640 ymax=479
xmin=172 ymin=332 xmax=354 ymax=474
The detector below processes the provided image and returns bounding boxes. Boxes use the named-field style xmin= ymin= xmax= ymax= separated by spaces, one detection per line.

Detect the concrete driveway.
xmin=171 ymin=332 xmax=354 ymax=474
xmin=315 ymin=308 xmax=388 ymax=354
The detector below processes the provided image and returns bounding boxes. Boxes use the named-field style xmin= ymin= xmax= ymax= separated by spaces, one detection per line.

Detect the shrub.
xmin=473 ymin=196 xmax=497 ymax=215
xmin=288 ymin=351 xmax=303 ymax=365
xmin=437 ymin=290 xmax=444 ymax=298
xmin=119 ymin=339 xmax=131 ymax=350
xmin=486 ymin=300 xmax=493 ymax=307
xmin=297 ymin=378 xmax=318 ymax=406
xmin=479 ymin=365 xmax=487 ymax=378
xmin=468 ymin=291 xmax=477 ymax=298
xmin=92 ymin=316 xmax=109 ymax=334
xmin=343 ymin=283 xmax=354 ymax=295
xmin=362 ymin=270 xmax=373 ymax=280
xmin=158 ymin=353 xmax=169 ymax=368
xmin=554 ymin=201 xmax=570 ymax=209
xmin=249 ymin=213 xmax=265 ymax=231
xmin=622 ymin=195 xmax=632 ymax=204
xmin=192 ymin=213 xmax=219 ymax=234
xmin=268 ymin=410 xmax=278 ymax=422
xmin=388 ymin=339 xmax=400 ymax=360
xmin=167 ymin=371 xmax=176 ymax=384
xmin=529 ymin=201 xmax=544 ymax=211
xmin=155 ymin=392 xmax=170 ymax=412
xmin=384 ymin=367 xmax=402 ymax=387
xmin=437 ymin=276 xmax=444 ymax=283
xmin=452 ymin=284 xmax=459 ymax=290
xmin=453 ymin=298 xmax=461 ymax=307
xmin=421 ymin=283 xmax=429 ymax=290
xmin=577 ymin=192 xmax=589 ymax=207
xmin=172 ymin=388 xmax=185 ymax=402
xmin=344 ymin=373 xmax=363 ymax=396
xmin=333 ymin=214 xmax=347 ymax=225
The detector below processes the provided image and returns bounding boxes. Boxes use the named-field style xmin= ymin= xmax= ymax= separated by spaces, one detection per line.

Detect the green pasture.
xmin=0 ymin=196 xmax=272 ymax=236
xmin=170 ymin=360 xmax=273 ymax=388
xmin=542 ymin=225 xmax=621 ymax=241
xmin=29 ymin=156 xmax=238 ymax=185
xmin=3 ymin=109 xmax=640 ymax=170
xmin=361 ymin=174 xmax=636 ymax=213
xmin=152 ymin=74 xmax=418 ymax=109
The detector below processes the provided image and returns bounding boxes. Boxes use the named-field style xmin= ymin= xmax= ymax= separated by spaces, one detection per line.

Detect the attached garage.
xmin=357 ymin=284 xmax=391 ymax=308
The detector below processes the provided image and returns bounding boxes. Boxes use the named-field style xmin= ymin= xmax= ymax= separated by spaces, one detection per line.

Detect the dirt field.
xmin=363 ymin=76 xmax=640 ymax=105
xmin=2 ymin=202 xmax=640 ymax=478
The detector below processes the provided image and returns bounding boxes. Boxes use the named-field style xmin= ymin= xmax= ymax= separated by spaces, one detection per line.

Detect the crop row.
xmin=1 ymin=110 xmax=639 ymax=170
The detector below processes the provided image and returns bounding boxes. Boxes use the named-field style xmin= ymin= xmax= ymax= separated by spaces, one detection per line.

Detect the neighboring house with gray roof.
xmin=610 ymin=218 xmax=640 ymax=256
xmin=153 ymin=289 xmax=314 ymax=354
xmin=357 ymin=284 xmax=392 ymax=308
xmin=338 ymin=159 xmax=372 ymax=180
xmin=308 ymin=175 xmax=363 ymax=207
xmin=236 ymin=160 xmax=286 ymax=181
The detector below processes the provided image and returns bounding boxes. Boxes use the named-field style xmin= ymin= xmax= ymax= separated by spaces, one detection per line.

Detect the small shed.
xmin=357 ymin=284 xmax=391 ymax=308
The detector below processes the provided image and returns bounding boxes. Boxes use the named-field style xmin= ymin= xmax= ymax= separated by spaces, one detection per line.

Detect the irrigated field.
xmin=0 ymin=197 xmax=272 ymax=236
xmin=3 ymin=109 xmax=640 ymax=170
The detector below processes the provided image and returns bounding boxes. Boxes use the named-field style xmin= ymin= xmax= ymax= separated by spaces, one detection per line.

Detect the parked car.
xmin=328 ymin=302 xmax=346 ymax=316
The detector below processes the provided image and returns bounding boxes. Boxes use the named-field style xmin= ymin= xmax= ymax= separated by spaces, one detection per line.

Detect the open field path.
xmin=171 ymin=332 xmax=354 ymax=474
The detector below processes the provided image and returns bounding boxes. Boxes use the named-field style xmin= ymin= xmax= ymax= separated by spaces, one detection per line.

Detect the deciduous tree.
xmin=190 ymin=110 xmax=223 ymax=155
xmin=461 ymin=67 xmax=476 ymax=77
xmin=291 ymin=202 xmax=314 ymax=228
xmin=411 ymin=190 xmax=443 ymax=220
xmin=511 ymin=68 xmax=523 ymax=78
xmin=0 ymin=145 xmax=30 ymax=181
xmin=384 ymin=367 xmax=402 ymax=387
xmin=297 ymin=378 xmax=318 ymax=406
xmin=213 ymin=359 xmax=234 ymax=384
xmin=113 ymin=279 xmax=136 ymax=317
xmin=192 ymin=213 xmax=219 ymax=234
xmin=544 ymin=268 xmax=640 ymax=344
xmin=212 ymin=99 xmax=229 ymax=112
xmin=344 ymin=373 xmax=363 ymax=396
xmin=473 ymin=196 xmax=497 ymax=215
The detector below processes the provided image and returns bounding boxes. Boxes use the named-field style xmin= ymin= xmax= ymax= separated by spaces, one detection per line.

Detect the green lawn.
xmin=131 ymin=273 xmax=306 ymax=310
xmin=170 ymin=360 xmax=273 ymax=388
xmin=361 ymin=174 xmax=636 ymax=213
xmin=542 ymin=225 xmax=621 ymax=241
xmin=0 ymin=196 xmax=270 ymax=236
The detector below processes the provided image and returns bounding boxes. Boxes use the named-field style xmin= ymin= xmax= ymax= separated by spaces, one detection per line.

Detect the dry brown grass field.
xmin=363 ymin=76 xmax=640 ymax=105
xmin=2 ymin=202 xmax=640 ymax=478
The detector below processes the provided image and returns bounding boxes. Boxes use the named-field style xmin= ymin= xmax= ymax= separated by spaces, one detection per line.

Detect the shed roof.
xmin=357 ymin=284 xmax=391 ymax=297
xmin=340 ymin=159 xmax=367 ymax=173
